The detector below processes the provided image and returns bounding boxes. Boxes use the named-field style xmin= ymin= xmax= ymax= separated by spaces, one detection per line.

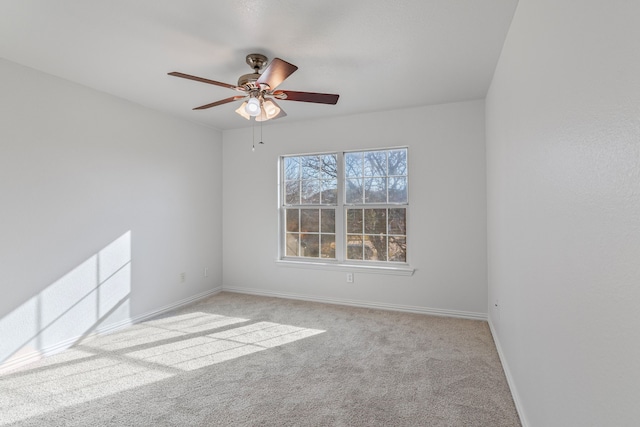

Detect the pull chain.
xmin=260 ymin=115 xmax=264 ymax=145
xmin=252 ymin=118 xmax=255 ymax=152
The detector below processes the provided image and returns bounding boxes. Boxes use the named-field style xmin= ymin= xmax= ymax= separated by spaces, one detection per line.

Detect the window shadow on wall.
xmin=0 ymin=231 xmax=132 ymax=372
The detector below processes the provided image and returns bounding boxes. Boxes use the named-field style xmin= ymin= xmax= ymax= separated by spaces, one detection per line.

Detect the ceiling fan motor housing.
xmin=238 ymin=54 xmax=269 ymax=89
xmin=237 ymin=72 xmax=261 ymax=88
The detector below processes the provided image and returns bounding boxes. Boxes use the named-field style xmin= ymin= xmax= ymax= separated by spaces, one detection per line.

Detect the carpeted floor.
xmin=0 ymin=292 xmax=521 ymax=426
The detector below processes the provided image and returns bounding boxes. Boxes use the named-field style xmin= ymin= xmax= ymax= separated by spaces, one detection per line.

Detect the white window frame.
xmin=277 ymin=147 xmax=414 ymax=276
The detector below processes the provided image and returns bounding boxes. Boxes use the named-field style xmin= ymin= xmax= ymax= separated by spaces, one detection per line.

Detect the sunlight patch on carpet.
xmin=126 ymin=320 xmax=325 ymax=371
xmin=0 ymin=312 xmax=325 ymax=425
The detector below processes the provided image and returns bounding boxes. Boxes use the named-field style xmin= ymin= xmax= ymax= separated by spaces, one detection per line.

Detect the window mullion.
xmin=335 ymin=151 xmax=345 ymax=262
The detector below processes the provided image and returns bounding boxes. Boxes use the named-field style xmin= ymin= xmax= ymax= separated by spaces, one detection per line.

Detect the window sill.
xmin=275 ymin=259 xmax=415 ymax=276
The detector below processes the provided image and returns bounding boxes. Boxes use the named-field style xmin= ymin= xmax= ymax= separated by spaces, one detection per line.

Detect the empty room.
xmin=1 ymin=1 xmax=638 ymax=426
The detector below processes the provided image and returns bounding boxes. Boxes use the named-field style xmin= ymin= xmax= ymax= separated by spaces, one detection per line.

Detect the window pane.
xmin=388 ymin=149 xmax=407 ymax=176
xmin=364 ymin=209 xmax=387 ymax=234
xmin=321 ymin=179 xmax=337 ymax=204
xmin=285 ymin=181 xmax=300 ymax=205
xmin=346 ymin=235 xmax=363 ymax=260
xmin=286 ymin=209 xmax=299 ymax=232
xmin=321 ymin=209 xmax=335 ymax=233
xmin=388 ymin=208 xmax=406 ymax=235
xmin=365 ymin=235 xmax=387 ymax=261
xmin=286 ymin=233 xmax=299 ymax=256
xmin=320 ymin=154 xmax=337 ymax=179
xmin=300 ymin=209 xmax=319 ymax=232
xmin=364 ymin=151 xmax=387 ymax=177
xmin=345 ymin=178 xmax=363 ymax=203
xmin=346 ymin=209 xmax=363 ymax=234
xmin=320 ymin=234 xmax=335 ymax=258
xmin=301 ymin=180 xmax=321 ymax=204
xmin=301 ymin=156 xmax=320 ymax=179
xmin=284 ymin=157 xmax=300 ymax=180
xmin=388 ymin=177 xmax=407 ymax=203
xmin=388 ymin=236 xmax=406 ymax=262
xmin=364 ymin=177 xmax=387 ymax=203
xmin=345 ymin=152 xmax=362 ymax=178
xmin=300 ymin=234 xmax=319 ymax=257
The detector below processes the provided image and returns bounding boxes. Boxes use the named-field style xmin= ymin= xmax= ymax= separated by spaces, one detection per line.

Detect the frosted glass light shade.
xmin=245 ymin=97 xmax=261 ymax=116
xmin=255 ymin=99 xmax=281 ymax=122
xmin=235 ymin=102 xmax=250 ymax=119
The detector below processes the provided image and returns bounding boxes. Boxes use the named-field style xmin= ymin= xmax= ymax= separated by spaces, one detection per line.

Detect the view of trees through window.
xmin=284 ymin=154 xmax=338 ymax=258
xmin=285 ymin=208 xmax=335 ymax=258
xmin=282 ymin=148 xmax=407 ymax=263
xmin=345 ymin=149 xmax=408 ymax=204
xmin=346 ymin=208 xmax=406 ymax=262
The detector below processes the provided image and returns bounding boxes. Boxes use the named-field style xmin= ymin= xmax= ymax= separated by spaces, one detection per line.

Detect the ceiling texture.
xmin=0 ymin=0 xmax=518 ymax=131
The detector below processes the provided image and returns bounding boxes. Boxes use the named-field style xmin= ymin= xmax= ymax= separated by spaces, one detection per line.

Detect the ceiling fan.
xmin=168 ymin=53 xmax=339 ymax=122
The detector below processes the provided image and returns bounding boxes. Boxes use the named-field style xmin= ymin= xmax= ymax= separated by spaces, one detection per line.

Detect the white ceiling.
xmin=0 ymin=0 xmax=518 ymax=131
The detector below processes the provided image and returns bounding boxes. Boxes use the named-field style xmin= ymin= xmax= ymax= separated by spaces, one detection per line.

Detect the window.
xmin=281 ymin=148 xmax=408 ymax=267
xmin=283 ymin=154 xmax=337 ymax=259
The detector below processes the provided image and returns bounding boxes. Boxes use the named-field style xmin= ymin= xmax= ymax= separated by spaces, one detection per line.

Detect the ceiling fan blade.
xmin=274 ymin=90 xmax=339 ymax=105
xmin=168 ymin=72 xmax=240 ymax=91
xmin=193 ymin=96 xmax=246 ymax=110
xmin=256 ymin=58 xmax=298 ymax=90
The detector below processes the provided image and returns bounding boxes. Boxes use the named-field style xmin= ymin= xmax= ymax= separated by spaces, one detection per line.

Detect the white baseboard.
xmin=488 ymin=318 xmax=529 ymax=427
xmin=222 ymin=286 xmax=487 ymax=321
xmin=0 ymin=286 xmax=222 ymax=375
xmin=124 ymin=286 xmax=223 ymax=325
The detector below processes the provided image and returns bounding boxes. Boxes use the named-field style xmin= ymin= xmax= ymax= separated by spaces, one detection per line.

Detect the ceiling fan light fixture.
xmin=245 ymin=97 xmax=261 ymax=116
xmin=255 ymin=111 xmax=267 ymax=122
xmin=263 ymin=99 xmax=280 ymax=117
xmin=255 ymin=99 xmax=281 ymax=122
xmin=235 ymin=102 xmax=250 ymax=120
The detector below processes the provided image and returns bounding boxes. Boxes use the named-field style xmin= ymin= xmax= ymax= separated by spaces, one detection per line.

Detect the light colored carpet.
xmin=0 ymin=292 xmax=521 ymax=426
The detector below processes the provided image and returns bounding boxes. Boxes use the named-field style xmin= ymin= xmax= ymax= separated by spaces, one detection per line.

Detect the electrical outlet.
xmin=346 ymin=273 xmax=354 ymax=283
xmin=180 ymin=272 xmax=186 ymax=283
